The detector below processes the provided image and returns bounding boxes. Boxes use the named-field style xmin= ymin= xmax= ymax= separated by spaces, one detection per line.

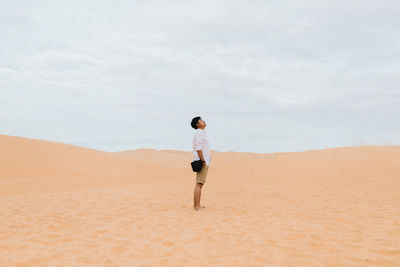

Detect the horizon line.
xmin=1 ymin=133 xmax=399 ymax=155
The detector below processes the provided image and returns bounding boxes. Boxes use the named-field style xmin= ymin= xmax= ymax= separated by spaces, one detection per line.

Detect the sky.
xmin=1 ymin=0 xmax=399 ymax=153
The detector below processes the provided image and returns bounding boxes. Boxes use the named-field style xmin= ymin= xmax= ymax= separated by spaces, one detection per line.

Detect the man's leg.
xmin=193 ymin=183 xmax=204 ymax=210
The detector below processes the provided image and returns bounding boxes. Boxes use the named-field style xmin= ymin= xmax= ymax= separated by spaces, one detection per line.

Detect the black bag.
xmin=191 ymin=159 xmax=203 ymax=172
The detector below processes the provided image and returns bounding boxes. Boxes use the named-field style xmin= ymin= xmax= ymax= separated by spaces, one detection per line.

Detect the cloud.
xmin=0 ymin=0 xmax=399 ymax=152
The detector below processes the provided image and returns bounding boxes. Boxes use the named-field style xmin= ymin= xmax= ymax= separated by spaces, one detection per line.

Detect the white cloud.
xmin=0 ymin=0 xmax=399 ymax=152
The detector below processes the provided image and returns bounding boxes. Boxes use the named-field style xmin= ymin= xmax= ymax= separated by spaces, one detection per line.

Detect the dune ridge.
xmin=1 ymin=134 xmax=400 ymax=266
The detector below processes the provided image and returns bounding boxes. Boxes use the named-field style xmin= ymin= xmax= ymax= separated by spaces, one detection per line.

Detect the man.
xmin=191 ymin=116 xmax=211 ymax=211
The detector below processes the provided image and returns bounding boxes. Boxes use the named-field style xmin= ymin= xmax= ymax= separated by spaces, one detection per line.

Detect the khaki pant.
xmin=196 ymin=165 xmax=209 ymax=184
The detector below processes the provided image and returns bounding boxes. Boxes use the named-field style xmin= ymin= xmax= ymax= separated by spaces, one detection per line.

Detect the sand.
xmin=1 ymin=134 xmax=400 ymax=266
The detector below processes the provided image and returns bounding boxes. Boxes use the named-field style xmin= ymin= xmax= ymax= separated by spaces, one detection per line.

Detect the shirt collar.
xmin=197 ymin=128 xmax=205 ymax=132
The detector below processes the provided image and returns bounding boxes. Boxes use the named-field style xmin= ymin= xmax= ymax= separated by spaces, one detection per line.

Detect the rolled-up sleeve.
xmin=194 ymin=134 xmax=203 ymax=150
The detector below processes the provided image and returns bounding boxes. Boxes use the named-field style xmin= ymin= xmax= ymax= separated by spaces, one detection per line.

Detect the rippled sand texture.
xmin=1 ymin=134 xmax=400 ymax=266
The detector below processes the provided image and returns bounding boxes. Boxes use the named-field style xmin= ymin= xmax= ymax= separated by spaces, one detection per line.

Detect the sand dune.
xmin=1 ymin=134 xmax=400 ymax=266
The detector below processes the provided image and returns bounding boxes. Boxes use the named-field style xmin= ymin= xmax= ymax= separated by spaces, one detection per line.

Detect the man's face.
xmin=197 ymin=118 xmax=206 ymax=128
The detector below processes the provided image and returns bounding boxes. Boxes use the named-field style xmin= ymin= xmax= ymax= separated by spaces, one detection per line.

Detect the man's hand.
xmin=202 ymin=161 xmax=207 ymax=167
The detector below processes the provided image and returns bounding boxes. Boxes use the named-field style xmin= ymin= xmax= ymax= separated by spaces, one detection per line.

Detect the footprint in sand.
xmin=162 ymin=240 xmax=174 ymax=247
xmin=110 ymin=246 xmax=129 ymax=255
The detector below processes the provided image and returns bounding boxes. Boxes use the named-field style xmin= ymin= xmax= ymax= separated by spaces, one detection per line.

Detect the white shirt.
xmin=192 ymin=128 xmax=211 ymax=166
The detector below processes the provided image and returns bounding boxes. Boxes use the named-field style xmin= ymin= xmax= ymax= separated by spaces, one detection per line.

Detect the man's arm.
xmin=197 ymin=149 xmax=205 ymax=162
xmin=197 ymin=149 xmax=207 ymax=166
xmin=195 ymin=135 xmax=207 ymax=166
xmin=194 ymin=134 xmax=205 ymax=162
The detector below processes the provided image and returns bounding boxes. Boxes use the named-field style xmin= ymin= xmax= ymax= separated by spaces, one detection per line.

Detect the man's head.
xmin=191 ymin=116 xmax=206 ymax=130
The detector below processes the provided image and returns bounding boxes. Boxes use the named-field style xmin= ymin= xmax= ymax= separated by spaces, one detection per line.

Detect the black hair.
xmin=191 ymin=116 xmax=201 ymax=129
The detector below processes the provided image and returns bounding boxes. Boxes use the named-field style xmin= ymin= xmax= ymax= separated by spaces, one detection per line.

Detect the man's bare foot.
xmin=193 ymin=205 xmax=205 ymax=210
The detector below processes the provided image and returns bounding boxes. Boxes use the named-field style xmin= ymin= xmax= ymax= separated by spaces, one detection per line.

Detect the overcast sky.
xmin=1 ymin=0 xmax=399 ymax=153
